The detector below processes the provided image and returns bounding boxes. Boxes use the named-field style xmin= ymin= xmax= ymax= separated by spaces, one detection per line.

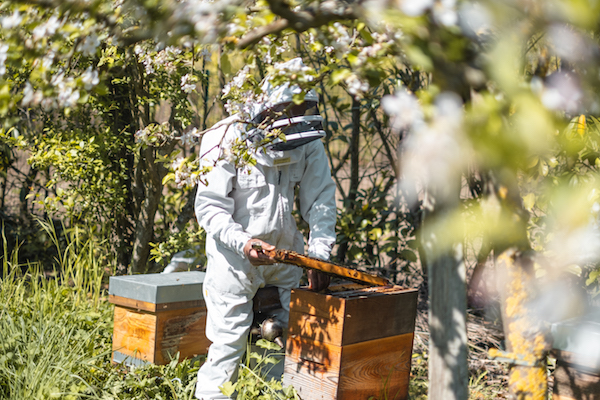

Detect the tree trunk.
xmin=130 ymin=146 xmax=164 ymax=274
xmin=427 ymin=243 xmax=468 ymax=400
xmin=421 ymin=186 xmax=469 ymax=400
xmin=175 ymin=186 xmax=198 ymax=233
xmin=130 ymin=185 xmax=161 ymax=274
xmin=336 ymin=98 xmax=360 ymax=263
xmin=495 ymin=249 xmax=549 ymax=400
xmin=18 ymin=165 xmax=38 ymax=225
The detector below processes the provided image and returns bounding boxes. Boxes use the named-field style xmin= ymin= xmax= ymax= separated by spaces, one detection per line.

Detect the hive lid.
xmin=109 ymin=271 xmax=205 ymax=304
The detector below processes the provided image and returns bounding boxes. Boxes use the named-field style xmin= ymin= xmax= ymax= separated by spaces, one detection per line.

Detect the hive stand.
xmin=108 ymin=271 xmax=210 ymax=366
xmin=283 ymin=284 xmax=418 ymax=400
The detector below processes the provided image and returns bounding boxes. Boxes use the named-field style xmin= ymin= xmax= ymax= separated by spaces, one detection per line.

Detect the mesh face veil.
xmin=247 ymin=100 xmax=326 ymax=151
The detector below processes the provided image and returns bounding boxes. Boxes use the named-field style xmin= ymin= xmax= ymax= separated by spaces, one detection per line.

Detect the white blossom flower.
xmin=42 ymin=50 xmax=55 ymax=69
xmin=346 ymin=74 xmax=369 ymax=99
xmin=199 ymin=48 xmax=212 ymax=62
xmin=32 ymin=15 xmax=62 ymax=41
xmin=135 ymin=127 xmax=150 ymax=143
xmin=50 ymin=72 xmax=79 ymax=107
xmin=171 ymin=157 xmax=196 ymax=188
xmin=57 ymin=85 xmax=80 ymax=108
xmin=181 ymin=74 xmax=196 ymax=93
xmin=0 ymin=43 xmax=8 ymax=76
xmin=400 ymin=0 xmax=434 ymax=16
xmin=51 ymin=72 xmax=65 ymax=87
xmin=400 ymin=92 xmax=470 ymax=203
xmin=173 ymin=0 xmax=220 ymax=43
xmin=458 ymin=2 xmax=492 ymax=38
xmin=222 ymin=65 xmax=252 ymax=96
xmin=1 ymin=10 xmax=22 ymax=30
xmin=540 ymin=72 xmax=582 ymax=114
xmin=547 ymin=24 xmax=588 ymax=63
xmin=382 ymin=87 xmax=424 ymax=132
xmin=327 ymin=23 xmax=352 ymax=56
xmin=179 ymin=127 xmax=200 ymax=145
xmin=141 ymin=55 xmax=155 ymax=75
xmin=21 ymin=82 xmax=43 ymax=107
xmin=171 ymin=157 xmax=185 ymax=171
xmin=80 ymin=34 xmax=100 ymax=57
xmin=433 ymin=0 xmax=458 ymax=27
xmin=81 ymin=67 xmax=99 ymax=90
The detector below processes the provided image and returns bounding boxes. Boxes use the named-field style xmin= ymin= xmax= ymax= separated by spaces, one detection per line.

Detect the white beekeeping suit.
xmin=194 ymin=58 xmax=337 ymax=400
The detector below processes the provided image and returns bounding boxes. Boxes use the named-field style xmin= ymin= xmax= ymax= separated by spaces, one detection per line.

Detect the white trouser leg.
xmin=195 ymin=287 xmax=253 ymax=400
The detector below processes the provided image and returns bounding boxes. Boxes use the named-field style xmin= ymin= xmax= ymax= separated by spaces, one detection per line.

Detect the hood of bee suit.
xmin=246 ymin=58 xmax=326 ymax=167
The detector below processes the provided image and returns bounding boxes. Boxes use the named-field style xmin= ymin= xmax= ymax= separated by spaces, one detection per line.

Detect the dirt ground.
xmin=410 ymin=286 xmax=558 ymax=398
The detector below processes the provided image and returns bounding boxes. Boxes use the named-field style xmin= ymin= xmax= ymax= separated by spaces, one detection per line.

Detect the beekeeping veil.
xmin=246 ymin=58 xmax=326 ymax=167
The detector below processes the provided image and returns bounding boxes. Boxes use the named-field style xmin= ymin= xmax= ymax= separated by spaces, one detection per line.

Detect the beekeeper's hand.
xmin=307 ymin=270 xmax=330 ymax=292
xmin=243 ymin=239 xmax=277 ymax=266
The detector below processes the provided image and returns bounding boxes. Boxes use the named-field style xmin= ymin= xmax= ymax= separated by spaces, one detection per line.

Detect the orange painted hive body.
xmin=108 ymin=271 xmax=210 ymax=366
xmin=284 ymin=284 xmax=418 ymax=400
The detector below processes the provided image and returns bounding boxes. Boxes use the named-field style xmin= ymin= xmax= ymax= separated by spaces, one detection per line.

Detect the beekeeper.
xmin=194 ymin=58 xmax=337 ymax=400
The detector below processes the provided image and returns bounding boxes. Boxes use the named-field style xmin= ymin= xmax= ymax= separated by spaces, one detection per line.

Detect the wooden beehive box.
xmin=283 ymin=284 xmax=418 ymax=400
xmin=108 ymin=271 xmax=211 ymax=366
xmin=551 ymin=313 xmax=600 ymax=400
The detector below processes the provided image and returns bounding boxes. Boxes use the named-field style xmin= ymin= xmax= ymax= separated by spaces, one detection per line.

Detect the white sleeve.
xmin=194 ymin=118 xmax=252 ymax=258
xmin=298 ymin=140 xmax=337 ymax=260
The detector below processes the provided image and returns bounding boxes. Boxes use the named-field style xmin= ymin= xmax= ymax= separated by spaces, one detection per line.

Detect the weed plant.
xmin=221 ymin=339 xmax=299 ymax=400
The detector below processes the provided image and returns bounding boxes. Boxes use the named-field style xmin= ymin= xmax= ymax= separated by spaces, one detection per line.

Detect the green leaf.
xmin=256 ymin=338 xmax=282 ymax=350
xmin=404 ymin=46 xmax=433 ymax=71
xmin=262 ymin=356 xmax=279 ymax=365
xmin=400 ymin=249 xmax=418 ymax=263
xmin=221 ymin=53 xmax=232 ymax=76
xmin=368 ymin=227 xmax=382 ymax=241
xmin=162 ymin=173 xmax=175 ymax=185
xmin=587 ymin=269 xmax=600 ymax=286
xmin=406 ymin=239 xmax=418 ymax=249
xmin=292 ymin=92 xmax=305 ymax=105
xmin=522 ymin=193 xmax=536 ymax=212
xmin=220 ymin=381 xmax=236 ymax=397
xmin=330 ymin=69 xmax=352 ymax=86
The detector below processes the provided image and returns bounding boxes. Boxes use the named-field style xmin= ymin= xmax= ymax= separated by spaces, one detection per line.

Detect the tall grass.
xmin=0 ymin=222 xmax=113 ymax=399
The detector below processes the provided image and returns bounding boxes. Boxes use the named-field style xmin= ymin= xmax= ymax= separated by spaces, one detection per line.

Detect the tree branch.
xmin=237 ymin=0 xmax=358 ymax=49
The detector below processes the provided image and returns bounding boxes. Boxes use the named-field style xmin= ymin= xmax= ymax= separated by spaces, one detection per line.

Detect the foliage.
xmin=0 ymin=223 xmax=111 ymax=399
xmin=0 ymin=0 xmax=218 ymax=273
xmin=149 ymin=225 xmax=206 ymax=267
xmin=221 ymin=339 xmax=298 ymax=400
